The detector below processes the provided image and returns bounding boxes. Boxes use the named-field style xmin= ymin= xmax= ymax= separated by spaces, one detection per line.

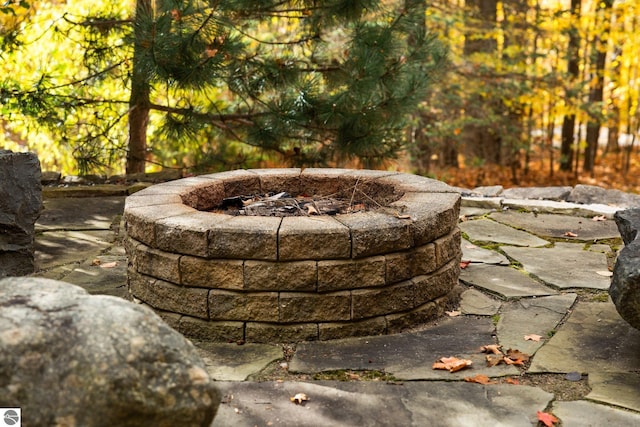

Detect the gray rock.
xmin=41 ymin=170 xmax=61 ymax=185
xmin=610 ymin=208 xmax=640 ymax=329
xmin=568 ymin=184 xmax=640 ymax=208
xmin=0 ymin=277 xmax=220 ymax=427
xmin=501 ymin=186 xmax=572 ymax=201
xmin=0 ymin=151 xmax=42 ymax=276
xmin=614 ymin=208 xmax=640 ymax=244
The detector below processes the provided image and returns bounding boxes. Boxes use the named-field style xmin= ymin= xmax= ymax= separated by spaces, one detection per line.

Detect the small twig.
xmin=349 ymin=177 xmax=360 ymax=212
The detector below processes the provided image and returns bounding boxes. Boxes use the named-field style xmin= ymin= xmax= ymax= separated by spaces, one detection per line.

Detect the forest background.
xmin=1 ymin=0 xmax=639 ymax=193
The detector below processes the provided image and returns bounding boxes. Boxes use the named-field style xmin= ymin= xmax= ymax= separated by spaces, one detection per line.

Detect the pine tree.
xmin=2 ymin=0 xmax=447 ymax=174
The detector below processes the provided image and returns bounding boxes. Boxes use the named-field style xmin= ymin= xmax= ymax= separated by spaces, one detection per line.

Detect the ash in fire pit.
xmin=124 ymin=168 xmax=462 ymax=343
xmin=219 ymin=192 xmax=368 ymax=217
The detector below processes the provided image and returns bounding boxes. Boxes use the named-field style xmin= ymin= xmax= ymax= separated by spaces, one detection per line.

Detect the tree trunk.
xmin=583 ymin=0 xmax=613 ymax=174
xmin=127 ymin=0 xmax=152 ymax=175
xmin=560 ymin=0 xmax=581 ymax=172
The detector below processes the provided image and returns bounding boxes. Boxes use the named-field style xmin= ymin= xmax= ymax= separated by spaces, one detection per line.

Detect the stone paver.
xmin=489 ymin=211 xmax=621 ymax=240
xmin=461 ymin=238 xmax=509 ymax=265
xmin=212 ymin=381 xmax=553 ymax=427
xmin=552 ymin=401 xmax=640 ymax=427
xmin=529 ymin=302 xmax=640 ymax=373
xmin=29 ymin=185 xmax=640 ymax=427
xmin=496 ymin=294 xmax=577 ymax=355
xmin=586 ymin=371 xmax=640 ymax=412
xmin=193 ymin=342 xmax=283 ymax=381
xmin=459 ymin=218 xmax=549 ymax=247
xmin=460 ymin=264 xmax=558 ymax=299
xmin=459 ymin=289 xmax=501 ymax=315
xmin=290 ymin=316 xmax=519 ymax=380
xmin=501 ymin=243 xmax=612 ymax=289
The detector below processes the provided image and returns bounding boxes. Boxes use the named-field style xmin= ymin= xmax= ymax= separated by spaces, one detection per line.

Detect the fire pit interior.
xmin=124 ymin=168 xmax=461 ymax=343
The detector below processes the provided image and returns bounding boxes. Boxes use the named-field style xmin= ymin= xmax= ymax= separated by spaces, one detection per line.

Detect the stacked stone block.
xmin=125 ymin=168 xmax=461 ymax=342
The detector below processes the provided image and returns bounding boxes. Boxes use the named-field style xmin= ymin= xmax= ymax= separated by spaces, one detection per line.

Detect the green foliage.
xmin=0 ymin=0 xmax=447 ymax=175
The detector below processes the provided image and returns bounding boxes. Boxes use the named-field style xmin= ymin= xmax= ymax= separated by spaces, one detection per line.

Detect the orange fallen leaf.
xmin=432 ymin=356 xmax=473 ymax=373
xmin=505 ymin=377 xmax=519 ymax=385
xmin=464 ymin=374 xmax=496 ymax=385
xmin=537 ymin=411 xmax=559 ymax=427
xmin=504 ymin=349 xmax=530 ymax=365
xmin=524 ymin=334 xmax=543 ymax=342
xmin=480 ymin=344 xmax=503 ymax=355
xmin=460 ymin=260 xmax=471 ymax=269
xmin=91 ymin=259 xmax=101 ymax=266
xmin=563 ymin=231 xmax=578 ymax=237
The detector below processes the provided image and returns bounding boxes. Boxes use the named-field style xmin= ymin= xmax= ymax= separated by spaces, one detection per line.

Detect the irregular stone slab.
xmin=212 ymin=381 xmax=553 ymax=427
xmin=459 ymin=218 xmax=549 ymax=247
xmin=552 ymin=400 xmax=640 ymax=427
xmin=461 ymin=196 xmax=503 ymax=209
xmin=501 ymin=186 xmax=572 ymax=201
xmin=501 ymin=199 xmax=620 ymax=217
xmin=489 ymin=211 xmax=620 ymax=241
xmin=568 ymin=184 xmax=640 ymax=208
xmin=59 ymin=254 xmax=128 ymax=298
xmin=496 ymin=294 xmax=577 ymax=355
xmin=529 ymin=302 xmax=640 ymax=374
xmin=212 ymin=380 xmax=553 ymax=427
xmin=460 ymin=288 xmax=501 ymax=315
xmin=37 ymin=196 xmax=124 ymax=231
xmin=459 ymin=206 xmax=493 ymax=218
xmin=501 ymin=243 xmax=611 ymax=290
xmin=0 ymin=277 xmax=219 ymax=426
xmin=586 ymin=371 xmax=640 ymax=412
xmin=193 ymin=341 xmax=282 ymax=381
xmin=461 ymin=238 xmax=509 ymax=265
xmin=290 ymin=316 xmax=519 ymax=380
xmin=472 ymin=185 xmax=504 ymax=197
xmin=460 ymin=264 xmax=557 ymax=299
xmin=34 ymin=230 xmax=115 ymax=270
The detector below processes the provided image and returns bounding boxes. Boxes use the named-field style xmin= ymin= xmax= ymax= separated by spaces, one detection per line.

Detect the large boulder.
xmin=0 ymin=150 xmax=42 ymax=276
xmin=610 ymin=209 xmax=640 ymax=330
xmin=0 ymin=277 xmax=220 ymax=426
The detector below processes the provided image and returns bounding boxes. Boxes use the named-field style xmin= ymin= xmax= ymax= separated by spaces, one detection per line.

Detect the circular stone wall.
xmin=124 ymin=168 xmax=462 ymax=343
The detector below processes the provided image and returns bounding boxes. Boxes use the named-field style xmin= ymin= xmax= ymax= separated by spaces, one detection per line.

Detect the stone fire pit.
xmin=124 ymin=169 xmax=461 ymax=343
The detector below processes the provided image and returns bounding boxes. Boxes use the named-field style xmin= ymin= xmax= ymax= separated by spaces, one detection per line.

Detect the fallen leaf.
xmin=460 ymin=260 xmax=471 ymax=269
xmin=290 ymin=393 xmax=308 ymax=405
xmin=537 ymin=411 xmax=559 ymax=427
xmin=464 ymin=244 xmax=477 ymax=249
xmin=563 ymin=231 xmax=578 ymax=237
xmin=596 ymin=270 xmax=613 ymax=277
xmin=524 ymin=334 xmax=543 ymax=342
xmin=504 ymin=348 xmax=530 ymax=365
xmin=91 ymin=259 xmax=101 ymax=266
xmin=306 ymin=205 xmax=319 ymax=215
xmin=464 ymin=374 xmax=496 ymax=385
xmin=432 ymin=356 xmax=473 ymax=372
xmin=480 ymin=344 xmax=503 ymax=355
xmin=99 ymin=261 xmax=118 ymax=269
xmin=505 ymin=377 xmax=519 ymax=385
xmin=592 ymin=215 xmax=607 ymax=221
xmin=445 ymin=310 xmax=461 ymax=317
xmin=485 ymin=354 xmax=503 ymax=367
